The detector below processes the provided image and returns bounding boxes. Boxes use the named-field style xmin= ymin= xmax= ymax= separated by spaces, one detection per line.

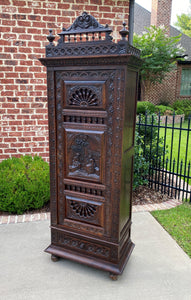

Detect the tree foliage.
xmin=175 ymin=13 xmax=191 ymax=38
xmin=133 ymin=25 xmax=184 ymax=88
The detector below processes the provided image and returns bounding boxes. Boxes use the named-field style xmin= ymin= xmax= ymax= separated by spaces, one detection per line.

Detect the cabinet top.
xmin=44 ymin=12 xmax=140 ymax=59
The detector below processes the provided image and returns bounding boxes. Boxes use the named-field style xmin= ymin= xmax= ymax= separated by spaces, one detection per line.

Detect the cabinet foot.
xmin=51 ymin=254 xmax=60 ymax=262
xmin=109 ymin=273 xmax=118 ymax=281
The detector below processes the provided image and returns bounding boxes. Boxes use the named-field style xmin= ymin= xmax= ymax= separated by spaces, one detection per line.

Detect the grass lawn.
xmin=151 ymin=203 xmax=191 ymax=258
xmin=159 ymin=120 xmax=191 ymax=184
xmin=160 ymin=120 xmax=191 ymax=163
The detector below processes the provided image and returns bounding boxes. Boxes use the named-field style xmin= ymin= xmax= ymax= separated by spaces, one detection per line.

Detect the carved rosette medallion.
xmin=69 ymin=86 xmax=99 ymax=107
xmin=70 ymin=201 xmax=97 ymax=219
xmin=64 ymin=80 xmax=105 ymax=109
xmin=65 ymin=194 xmax=104 ymax=226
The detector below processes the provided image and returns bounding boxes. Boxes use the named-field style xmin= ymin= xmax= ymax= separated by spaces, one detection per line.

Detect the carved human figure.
xmin=85 ymin=155 xmax=100 ymax=175
xmin=86 ymin=156 xmax=95 ymax=174
xmin=69 ymin=152 xmax=81 ymax=172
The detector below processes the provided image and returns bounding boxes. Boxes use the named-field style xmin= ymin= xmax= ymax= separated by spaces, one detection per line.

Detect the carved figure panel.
xmin=65 ymin=195 xmax=104 ymax=227
xmin=64 ymin=81 xmax=106 ymax=109
xmin=64 ymin=129 xmax=105 ymax=183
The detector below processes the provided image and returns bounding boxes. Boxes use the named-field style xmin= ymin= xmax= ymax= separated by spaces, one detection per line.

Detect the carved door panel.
xmin=55 ymin=68 xmax=119 ymax=237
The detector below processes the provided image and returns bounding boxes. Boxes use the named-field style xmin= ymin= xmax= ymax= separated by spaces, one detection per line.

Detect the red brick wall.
xmin=0 ymin=0 xmax=129 ymax=162
xmin=143 ymin=68 xmax=178 ymax=105
xmin=143 ymin=64 xmax=191 ymax=104
xmin=143 ymin=0 xmax=178 ymax=104
xmin=151 ymin=0 xmax=172 ymax=35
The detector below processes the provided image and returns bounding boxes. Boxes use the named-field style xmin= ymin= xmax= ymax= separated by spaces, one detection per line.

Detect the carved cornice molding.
xmin=39 ymin=54 xmax=142 ymax=68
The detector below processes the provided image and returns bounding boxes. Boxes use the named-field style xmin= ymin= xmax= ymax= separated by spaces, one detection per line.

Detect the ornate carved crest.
xmin=44 ymin=12 xmax=141 ymax=58
xmin=67 ymin=12 xmax=105 ymax=31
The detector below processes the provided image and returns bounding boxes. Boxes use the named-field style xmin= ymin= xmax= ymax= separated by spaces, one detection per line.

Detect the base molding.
xmin=45 ymin=240 xmax=134 ymax=275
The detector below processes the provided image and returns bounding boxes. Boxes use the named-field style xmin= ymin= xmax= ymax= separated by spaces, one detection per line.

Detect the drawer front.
xmin=58 ymin=191 xmax=105 ymax=236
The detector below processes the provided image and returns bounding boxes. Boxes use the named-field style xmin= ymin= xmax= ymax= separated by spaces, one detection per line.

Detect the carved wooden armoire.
xmin=39 ymin=12 xmax=141 ymax=280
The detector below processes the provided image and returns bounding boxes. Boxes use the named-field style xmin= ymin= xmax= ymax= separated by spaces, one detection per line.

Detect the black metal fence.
xmin=136 ymin=113 xmax=191 ymax=202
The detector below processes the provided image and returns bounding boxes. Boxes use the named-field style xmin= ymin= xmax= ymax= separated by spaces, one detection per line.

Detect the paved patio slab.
xmin=0 ymin=212 xmax=191 ymax=300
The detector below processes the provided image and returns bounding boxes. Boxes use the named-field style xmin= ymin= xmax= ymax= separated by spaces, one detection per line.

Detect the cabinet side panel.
xmin=110 ymin=67 xmax=126 ymax=242
xmin=123 ymin=70 xmax=138 ymax=152
xmin=47 ymin=69 xmax=58 ymax=226
xmin=120 ymin=69 xmax=138 ymax=233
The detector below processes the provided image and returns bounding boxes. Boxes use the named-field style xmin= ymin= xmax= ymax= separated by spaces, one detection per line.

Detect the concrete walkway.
xmin=0 ymin=212 xmax=191 ymax=300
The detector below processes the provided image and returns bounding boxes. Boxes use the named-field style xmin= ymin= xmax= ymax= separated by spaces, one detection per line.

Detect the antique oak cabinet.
xmin=39 ymin=12 xmax=141 ymax=280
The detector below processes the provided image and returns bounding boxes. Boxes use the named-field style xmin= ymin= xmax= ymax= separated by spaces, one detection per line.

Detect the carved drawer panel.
xmin=63 ymin=80 xmax=106 ymax=109
xmin=65 ymin=195 xmax=104 ymax=227
xmin=55 ymin=231 xmax=111 ymax=260
xmin=64 ymin=128 xmax=105 ymax=184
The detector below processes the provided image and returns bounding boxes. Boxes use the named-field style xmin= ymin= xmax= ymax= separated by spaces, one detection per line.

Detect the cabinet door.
xmin=53 ymin=67 xmax=124 ymax=240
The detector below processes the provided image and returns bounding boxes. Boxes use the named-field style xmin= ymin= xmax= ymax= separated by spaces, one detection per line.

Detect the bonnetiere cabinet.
xmin=39 ymin=12 xmax=141 ymax=280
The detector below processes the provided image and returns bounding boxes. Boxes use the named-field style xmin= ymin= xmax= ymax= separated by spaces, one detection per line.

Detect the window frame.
xmin=180 ymin=67 xmax=191 ymax=96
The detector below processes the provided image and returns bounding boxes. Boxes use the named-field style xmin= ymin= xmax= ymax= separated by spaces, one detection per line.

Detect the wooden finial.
xmin=47 ymin=29 xmax=55 ymax=44
xmin=119 ymin=22 xmax=129 ymax=40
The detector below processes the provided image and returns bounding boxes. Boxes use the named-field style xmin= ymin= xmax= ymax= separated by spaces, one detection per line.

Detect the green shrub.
xmin=0 ymin=155 xmax=50 ymax=214
xmin=133 ymin=132 xmax=149 ymax=189
xmin=155 ymin=105 xmax=174 ymax=115
xmin=154 ymin=105 xmax=167 ymax=115
xmin=172 ymin=99 xmax=191 ymax=119
xmin=175 ymin=109 xmax=184 ymax=115
xmin=136 ymin=114 xmax=167 ymax=160
xmin=159 ymin=100 xmax=170 ymax=106
xmin=134 ymin=114 xmax=168 ymax=189
xmin=137 ymin=101 xmax=156 ymax=115
xmin=184 ymin=109 xmax=191 ymax=119
xmin=172 ymin=99 xmax=191 ymax=111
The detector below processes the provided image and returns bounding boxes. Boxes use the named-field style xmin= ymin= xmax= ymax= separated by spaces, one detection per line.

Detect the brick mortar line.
xmin=0 ymin=199 xmax=182 ymax=225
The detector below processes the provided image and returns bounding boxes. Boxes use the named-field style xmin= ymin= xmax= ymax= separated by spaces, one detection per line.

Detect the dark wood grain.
xmin=39 ymin=12 xmax=140 ymax=279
